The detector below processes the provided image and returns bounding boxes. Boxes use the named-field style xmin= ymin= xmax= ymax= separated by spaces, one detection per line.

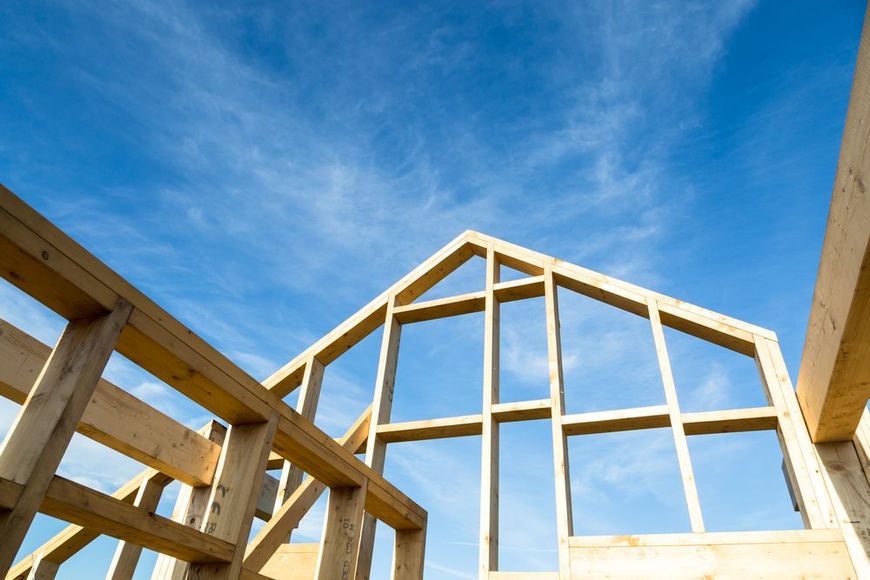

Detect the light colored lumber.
xmin=755 ymin=337 xmax=837 ymax=529
xmin=257 ymin=543 xmax=319 ymax=580
xmin=263 ymin=233 xmax=475 ymax=397
xmin=0 ymin=318 xmax=221 ymax=487
xmin=816 ymin=441 xmax=870 ymax=577
xmin=315 ymin=480 xmax=368 ymax=580
xmin=797 ymin=6 xmax=870 ymax=443
xmin=7 ymin=466 xmax=172 ymax=580
xmin=648 ymin=299 xmax=704 ymax=533
xmin=356 ymin=296 xmax=403 ymax=580
xmin=3 ymin=474 xmax=234 ymax=564
xmin=479 ymin=244 xmax=500 ymax=577
xmin=491 ymin=399 xmax=552 ymax=422
xmin=377 ymin=415 xmax=483 ymax=443
xmin=152 ymin=420 xmax=226 ymax=580
xmin=492 ymin=275 xmax=545 ymax=303
xmin=854 ymin=409 xmax=870 ymax=483
xmin=23 ymin=552 xmax=57 ymax=580
xmin=681 ymin=407 xmax=779 ymax=435
xmin=393 ymin=291 xmax=486 ymax=324
xmin=568 ymin=529 xmax=855 ymax=579
xmin=489 ymin=574 xmax=557 ymax=579
xmin=544 ymin=267 xmax=573 ymax=578
xmin=187 ymin=415 xmax=279 ymax=580
xmin=0 ymin=187 xmax=426 ymax=532
xmin=562 ymin=406 xmax=671 ymax=437
xmin=392 ymin=527 xmax=426 ymax=580
xmin=275 ymin=356 xmax=324 ymax=523
xmin=244 ymin=407 xmax=371 ymax=574
xmin=105 ymin=473 xmax=165 ymax=580
xmin=0 ymin=300 xmax=131 ymax=573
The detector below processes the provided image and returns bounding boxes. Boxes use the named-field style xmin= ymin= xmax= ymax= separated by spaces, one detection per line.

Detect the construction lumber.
xmin=244 ymin=407 xmax=371 ymax=574
xmin=681 ymin=407 xmax=778 ymax=435
xmin=544 ymin=267 xmax=574 ymax=575
xmin=256 ymin=543 xmax=319 ymax=580
xmin=0 ymin=300 xmax=131 ymax=573
xmin=393 ymin=527 xmax=426 ymax=580
xmin=797 ymin=7 xmax=870 ymax=443
xmin=493 ymin=276 xmax=545 ymax=303
xmin=0 ymin=318 xmax=222 ymax=487
xmin=357 ymin=297 xmax=403 ymax=579
xmin=393 ymin=291 xmax=485 ymax=324
xmin=187 ymin=416 xmax=278 ymax=580
xmin=377 ymin=415 xmax=483 ymax=443
xmin=568 ymin=529 xmax=856 ymax=579
xmin=314 ymin=480 xmax=368 ymax=580
xmin=0 ymin=186 xmax=426 ymax=533
xmin=479 ymin=245 xmax=501 ymax=576
xmin=562 ymin=406 xmax=670 ymax=436
xmin=649 ymin=300 xmax=704 ymax=533
xmin=491 ymin=399 xmax=551 ymax=423
xmin=105 ymin=474 xmax=165 ymax=580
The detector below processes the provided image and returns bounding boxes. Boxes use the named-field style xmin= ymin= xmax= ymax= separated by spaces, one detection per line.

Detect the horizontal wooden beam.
xmin=0 ymin=318 xmax=221 ymax=487
xmin=562 ymin=406 xmax=671 ymax=436
xmin=0 ymin=186 xmax=426 ymax=532
xmin=0 ymin=474 xmax=233 ymax=565
xmin=682 ymin=407 xmax=779 ymax=436
xmin=493 ymin=275 xmax=545 ymax=303
xmin=491 ymin=399 xmax=551 ymax=422
xmin=393 ymin=292 xmax=485 ymax=323
xmin=377 ymin=415 xmax=483 ymax=443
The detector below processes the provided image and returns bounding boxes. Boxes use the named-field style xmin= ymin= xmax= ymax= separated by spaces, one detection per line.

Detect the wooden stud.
xmin=544 ymin=267 xmax=573 ymax=578
xmin=315 ymin=480 xmax=368 ymax=580
xmin=755 ymin=337 xmax=836 ymax=529
xmin=562 ymin=406 xmax=671 ymax=437
xmin=355 ymin=296 xmax=402 ymax=580
xmin=105 ymin=473 xmax=165 ymax=580
xmin=275 ymin=356 xmax=325 ymax=522
xmin=392 ymin=526 xmax=426 ymax=580
xmin=480 ymin=244 xmax=500 ymax=578
xmin=0 ymin=299 xmax=132 ymax=573
xmin=378 ymin=415 xmax=483 ymax=443
xmin=648 ymin=299 xmax=705 ymax=533
xmin=186 ymin=414 xmax=279 ymax=580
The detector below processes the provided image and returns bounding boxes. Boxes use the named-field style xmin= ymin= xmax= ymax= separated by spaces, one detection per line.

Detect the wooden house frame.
xmin=0 ymin=6 xmax=869 ymax=580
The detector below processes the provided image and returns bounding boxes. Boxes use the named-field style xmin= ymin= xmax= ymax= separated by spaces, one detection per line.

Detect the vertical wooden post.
xmin=479 ymin=244 xmax=500 ymax=578
xmin=315 ymin=480 xmax=369 ymax=580
xmin=755 ymin=337 xmax=835 ymax=528
xmin=105 ymin=474 xmax=164 ymax=580
xmin=152 ymin=421 xmax=227 ymax=580
xmin=185 ymin=414 xmax=278 ymax=580
xmin=392 ymin=525 xmax=426 ymax=580
xmin=0 ymin=299 xmax=132 ymax=574
xmin=648 ymin=299 xmax=705 ymax=533
xmin=355 ymin=297 xmax=402 ymax=580
xmin=275 ymin=357 xmax=324 ymax=519
xmin=543 ymin=267 xmax=573 ymax=577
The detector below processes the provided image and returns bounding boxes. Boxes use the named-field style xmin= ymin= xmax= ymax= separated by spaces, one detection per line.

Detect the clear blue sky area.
xmin=0 ymin=1 xmax=865 ymax=578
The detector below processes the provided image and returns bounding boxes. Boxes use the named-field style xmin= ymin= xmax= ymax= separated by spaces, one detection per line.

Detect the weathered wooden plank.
xmin=0 ymin=300 xmax=131 ymax=573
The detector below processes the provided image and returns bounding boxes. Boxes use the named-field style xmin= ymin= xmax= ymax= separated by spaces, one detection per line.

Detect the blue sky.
xmin=0 ymin=0 xmax=865 ymax=578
